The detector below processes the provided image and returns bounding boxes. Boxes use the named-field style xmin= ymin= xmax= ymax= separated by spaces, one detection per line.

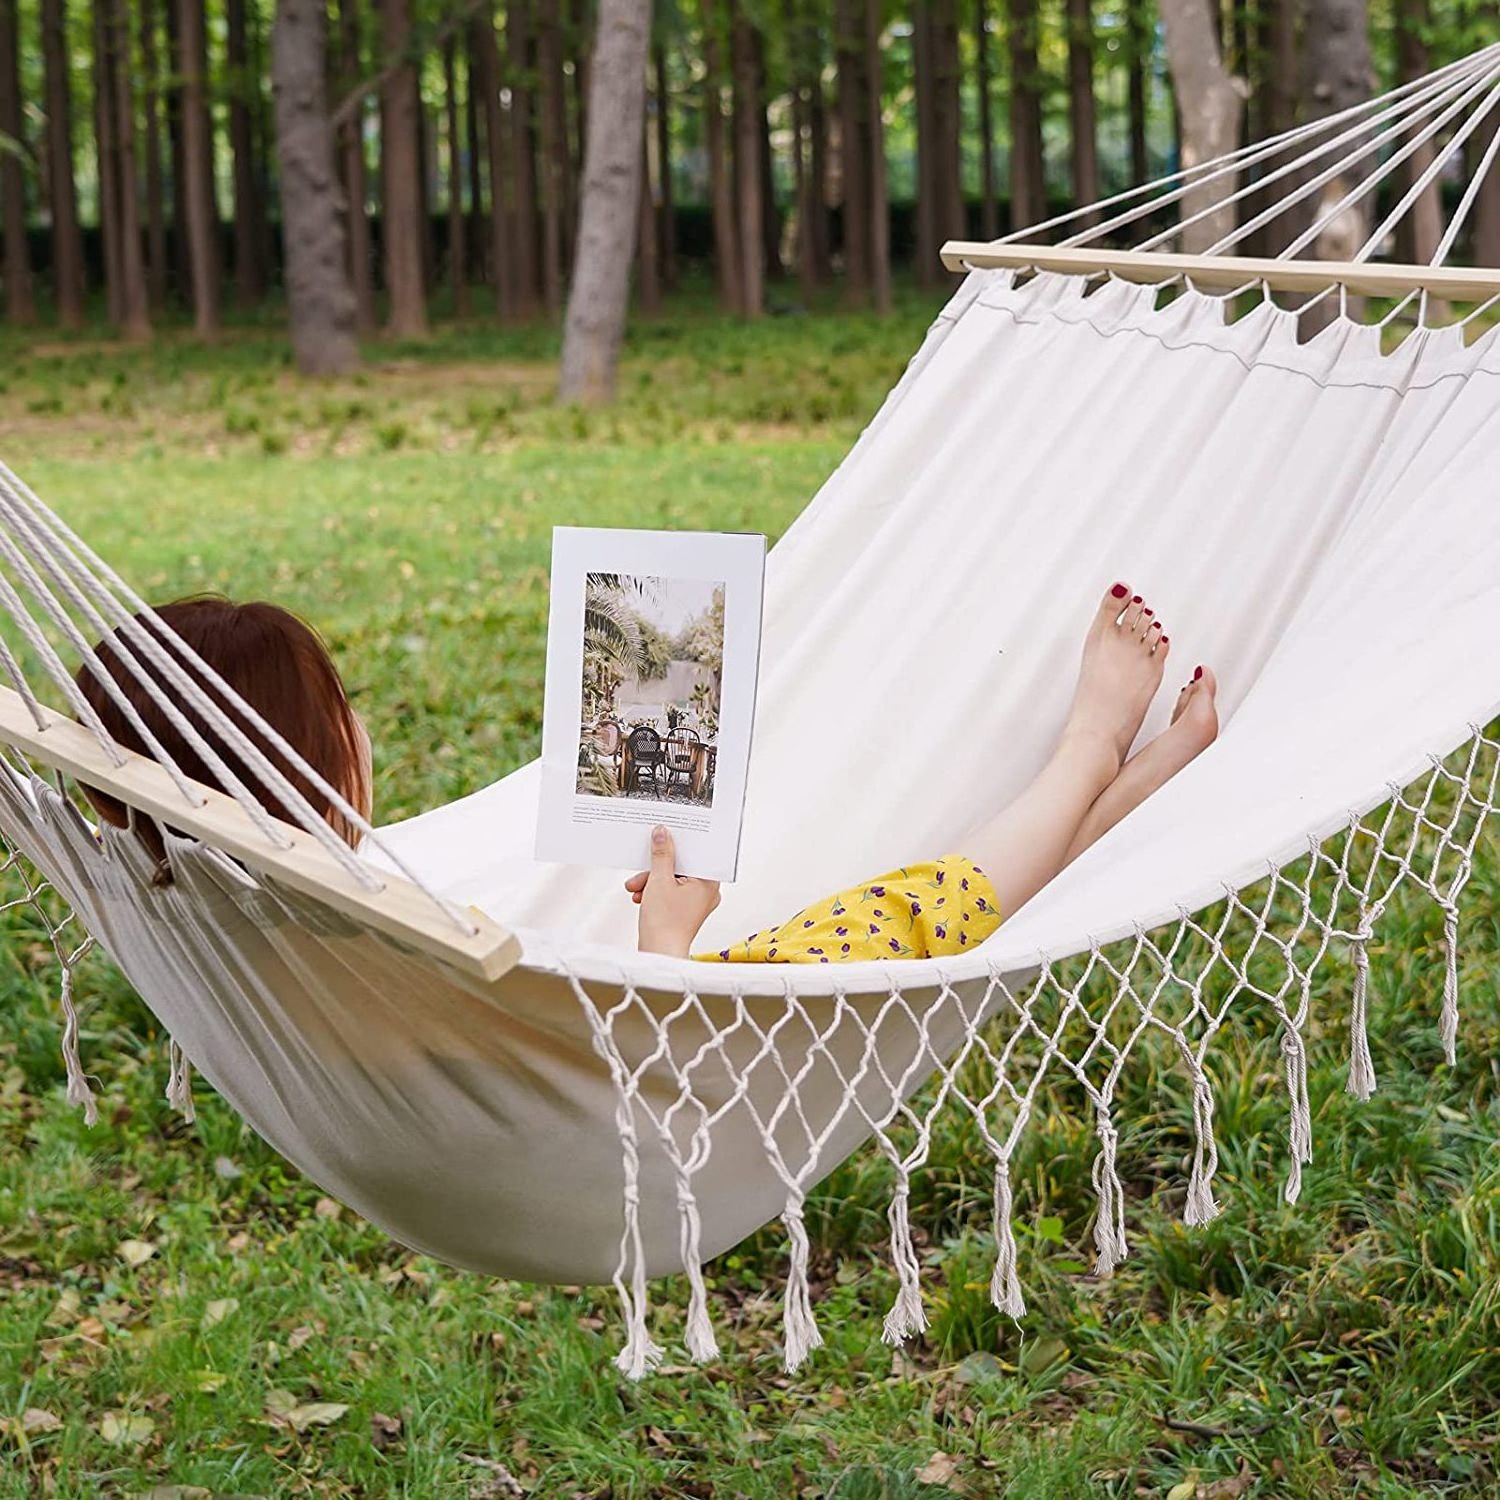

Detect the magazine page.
xmin=535 ymin=527 xmax=767 ymax=882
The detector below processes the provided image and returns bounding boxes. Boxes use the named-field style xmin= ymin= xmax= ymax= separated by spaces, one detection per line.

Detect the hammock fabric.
xmin=4 ymin=47 xmax=1500 ymax=1375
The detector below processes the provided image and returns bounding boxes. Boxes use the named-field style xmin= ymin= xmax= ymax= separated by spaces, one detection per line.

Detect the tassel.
xmin=989 ymin=1161 xmax=1026 ymax=1318
xmin=1440 ymin=903 xmax=1460 ymax=1068
xmin=1183 ymin=1077 xmax=1221 ymax=1227
xmin=675 ymin=1185 xmax=719 ymax=1364
xmin=612 ymin=1170 xmax=662 ymax=1381
xmin=165 ymin=1040 xmax=196 ymax=1124
xmin=881 ymin=1175 xmax=927 ymax=1346
xmin=58 ymin=963 xmax=98 ymax=1127
xmin=1346 ymin=920 xmax=1377 ymax=1102
xmin=780 ymin=1193 xmax=824 ymax=1373
xmin=1281 ymin=1029 xmax=1313 ymax=1204
xmin=1090 ymin=1107 xmax=1128 ymax=1275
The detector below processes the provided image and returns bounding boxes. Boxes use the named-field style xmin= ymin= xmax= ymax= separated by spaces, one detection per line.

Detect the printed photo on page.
xmin=536 ymin=527 xmax=767 ymax=882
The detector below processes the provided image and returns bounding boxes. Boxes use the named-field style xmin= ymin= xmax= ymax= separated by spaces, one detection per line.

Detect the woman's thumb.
xmin=650 ymin=824 xmax=676 ymax=876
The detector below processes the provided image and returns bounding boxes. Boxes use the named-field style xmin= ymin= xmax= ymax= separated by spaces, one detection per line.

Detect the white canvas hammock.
xmin=5 ymin=44 xmax=1500 ymax=1377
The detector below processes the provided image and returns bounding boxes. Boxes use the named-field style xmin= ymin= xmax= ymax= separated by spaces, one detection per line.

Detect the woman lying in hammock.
xmin=76 ymin=585 xmax=1218 ymax=962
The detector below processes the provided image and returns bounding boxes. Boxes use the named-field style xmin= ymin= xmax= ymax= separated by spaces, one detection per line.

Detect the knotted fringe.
xmin=881 ymin=1173 xmax=927 ymax=1346
xmin=1346 ymin=916 xmax=1377 ymax=1102
xmin=989 ymin=1160 xmax=1026 ymax=1318
xmin=1281 ymin=1029 xmax=1313 ymax=1204
xmin=58 ymin=962 xmax=98 ymax=1127
xmin=1183 ymin=1075 xmax=1221 ymax=1227
xmin=165 ymin=1039 xmax=196 ymax=1124
xmin=675 ymin=1184 xmax=719 ymax=1364
xmin=1090 ymin=1106 xmax=1128 ymax=1275
xmin=781 ymin=1192 xmax=824 ymax=1373
xmin=1440 ymin=902 xmax=1460 ymax=1067
xmin=613 ymin=1181 xmax=664 ymax=1381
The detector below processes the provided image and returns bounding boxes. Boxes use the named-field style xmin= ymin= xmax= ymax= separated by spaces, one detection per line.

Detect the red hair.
xmin=75 ymin=597 xmax=369 ymax=881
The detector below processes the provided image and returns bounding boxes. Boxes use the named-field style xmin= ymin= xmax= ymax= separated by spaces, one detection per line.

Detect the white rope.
xmin=1433 ymin=108 xmax=1500 ymax=266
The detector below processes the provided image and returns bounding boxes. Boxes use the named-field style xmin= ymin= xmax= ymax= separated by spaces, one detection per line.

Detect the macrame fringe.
xmin=1090 ymin=1106 xmax=1128 ymax=1275
xmin=1281 ymin=1029 xmax=1313 ymax=1204
xmin=676 ymin=1185 xmax=719 ymax=1364
xmin=1183 ymin=1076 xmax=1221 ymax=1227
xmin=989 ymin=1161 xmax=1026 ymax=1318
xmin=612 ymin=1184 xmax=664 ymax=1381
xmin=881 ymin=1174 xmax=928 ymax=1346
xmin=780 ymin=1193 xmax=824 ymax=1373
xmin=1346 ymin=920 xmax=1378 ymax=1102
xmin=1440 ymin=902 xmax=1460 ymax=1068
xmin=58 ymin=962 xmax=98 ymax=1127
xmin=165 ymin=1039 xmax=196 ymax=1124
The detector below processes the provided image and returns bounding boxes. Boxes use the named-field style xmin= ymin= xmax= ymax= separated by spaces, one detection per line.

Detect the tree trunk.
xmin=1067 ymin=0 xmax=1098 ymax=223
xmin=864 ymin=0 xmax=890 ymax=312
xmin=754 ymin=32 xmax=781 ymax=282
xmin=41 ymin=0 xmax=84 ymax=328
xmin=273 ymin=0 xmax=359 ymax=373
xmin=912 ymin=3 xmax=935 ymax=282
xmin=537 ymin=0 xmax=567 ymax=313
xmin=508 ymin=0 xmax=541 ymax=317
xmin=1159 ymin=0 xmax=1245 ymax=253
xmin=1126 ymin=0 xmax=1150 ymax=186
xmin=139 ymin=0 xmax=169 ymax=310
xmin=789 ymin=0 xmax=816 ymax=301
xmin=701 ymin=0 xmax=739 ymax=310
xmin=558 ymin=0 xmax=650 ymax=403
xmin=1394 ymin=0 xmax=1440 ymax=266
xmin=808 ymin=54 xmax=830 ymax=280
xmin=380 ymin=0 xmax=429 ymax=337
xmin=228 ymin=0 xmax=267 ymax=306
xmin=836 ymin=0 xmax=868 ymax=299
xmin=653 ymin=42 xmax=675 ymax=288
xmin=444 ymin=34 xmax=468 ymax=314
xmin=464 ymin=26 xmax=483 ymax=275
xmin=730 ymin=1 xmax=763 ymax=316
xmin=474 ymin=13 xmax=512 ymax=316
xmin=108 ymin=0 xmax=151 ymax=338
xmin=976 ymin=0 xmax=998 ymax=240
xmin=933 ymin=0 xmax=962 ymax=245
xmin=338 ymin=0 xmax=376 ymax=333
xmin=93 ymin=0 xmax=123 ymax=325
xmin=0 ymin=0 xmax=33 ymax=323
xmin=178 ymin=0 xmax=221 ymax=335
xmin=635 ymin=120 xmax=660 ymax=314
xmin=1007 ymin=0 xmax=1045 ymax=230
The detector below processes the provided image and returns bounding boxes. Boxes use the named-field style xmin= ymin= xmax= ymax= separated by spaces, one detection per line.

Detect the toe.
xmin=1099 ymin=582 xmax=1131 ymax=628
xmin=1121 ymin=593 xmax=1145 ymax=630
xmin=1150 ymin=624 xmax=1169 ymax=656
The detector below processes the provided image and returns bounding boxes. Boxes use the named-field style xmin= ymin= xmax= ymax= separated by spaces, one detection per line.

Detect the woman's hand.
xmin=626 ymin=825 xmax=721 ymax=958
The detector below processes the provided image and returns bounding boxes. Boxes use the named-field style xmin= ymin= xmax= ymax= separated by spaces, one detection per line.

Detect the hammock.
xmin=5 ymin=44 xmax=1500 ymax=1377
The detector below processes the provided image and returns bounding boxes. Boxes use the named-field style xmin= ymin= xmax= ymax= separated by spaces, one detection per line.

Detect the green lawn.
xmin=2 ymin=288 xmax=1498 ymax=1498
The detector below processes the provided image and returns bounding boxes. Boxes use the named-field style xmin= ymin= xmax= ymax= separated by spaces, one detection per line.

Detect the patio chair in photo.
xmin=625 ymin=726 xmax=666 ymax=797
xmin=663 ymin=728 xmax=701 ymax=799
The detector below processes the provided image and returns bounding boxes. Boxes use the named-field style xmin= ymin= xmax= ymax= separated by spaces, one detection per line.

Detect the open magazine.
xmin=536 ymin=527 xmax=767 ymax=882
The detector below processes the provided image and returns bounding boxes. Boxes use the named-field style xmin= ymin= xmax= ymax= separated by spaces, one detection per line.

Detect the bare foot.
xmin=1062 ymin=665 xmax=1220 ymax=864
xmin=1064 ymin=582 xmax=1171 ymax=772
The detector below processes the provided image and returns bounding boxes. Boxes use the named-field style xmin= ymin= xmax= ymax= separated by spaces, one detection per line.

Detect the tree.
xmin=1125 ymin=0 xmax=1151 ymax=186
xmin=1066 ymin=0 xmax=1099 ymax=222
xmin=107 ymin=0 xmax=151 ymax=338
xmin=1159 ymin=0 xmax=1246 ymax=253
xmin=1394 ymin=0 xmax=1441 ymax=266
xmin=558 ymin=0 xmax=650 ymax=402
xmin=507 ymin=0 xmax=541 ymax=317
xmin=139 ymin=0 xmax=169 ymax=310
xmin=443 ymin=34 xmax=468 ymax=314
xmin=1007 ymin=0 xmax=1045 ymax=229
xmin=228 ymin=0 xmax=269 ymax=305
xmin=701 ymin=0 xmax=739 ymax=310
xmin=178 ymin=0 xmax=222 ymax=336
xmin=653 ymin=41 xmax=675 ymax=288
xmin=40 ymin=0 xmax=84 ymax=328
xmin=380 ymin=0 xmax=429 ymax=338
xmin=538 ymin=0 xmax=568 ymax=312
xmin=863 ymin=0 xmax=889 ymax=310
xmin=835 ymin=0 xmax=868 ymax=298
xmin=730 ymin=0 xmax=763 ymax=316
xmin=337 ymin=0 xmax=376 ymax=333
xmin=1475 ymin=0 xmax=1500 ymax=267
xmin=0 ymin=0 xmax=33 ymax=324
xmin=92 ymin=0 xmax=123 ymax=324
xmin=273 ymin=0 xmax=360 ymax=373
xmin=976 ymin=0 xmax=999 ymax=239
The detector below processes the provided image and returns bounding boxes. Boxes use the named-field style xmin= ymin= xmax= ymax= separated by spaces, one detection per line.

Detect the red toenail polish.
xmin=1194 ymin=666 xmax=1203 ymax=680
xmin=1110 ymin=583 xmax=1127 ymax=598
xmin=1131 ymin=595 xmax=1142 ymax=603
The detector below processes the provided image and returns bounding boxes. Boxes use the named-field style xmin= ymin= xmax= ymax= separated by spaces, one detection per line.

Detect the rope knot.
xmin=1279 ymin=1031 xmax=1304 ymax=1062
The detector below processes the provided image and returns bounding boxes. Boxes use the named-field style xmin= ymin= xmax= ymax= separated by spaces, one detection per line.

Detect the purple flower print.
xmin=870 ymin=885 xmax=886 ymax=897
xmin=935 ymin=925 xmax=947 ymax=940
xmin=959 ymin=932 xmax=968 ymax=945
xmin=835 ymin=926 xmax=848 ymax=936
xmin=961 ymin=878 xmax=970 ymax=891
xmin=841 ymin=943 xmax=851 ymax=954
xmin=831 ymin=903 xmax=846 ymax=916
xmin=910 ymin=902 xmax=922 ymax=916
xmin=888 ymin=938 xmax=901 ymax=952
xmin=803 ymin=919 xmax=815 ymax=928
xmin=869 ymin=923 xmax=881 ymax=935
xmin=808 ymin=946 xmax=824 ymax=955
xmin=719 ymin=949 xmax=730 ymax=960
xmin=935 ymin=870 xmax=946 ymax=885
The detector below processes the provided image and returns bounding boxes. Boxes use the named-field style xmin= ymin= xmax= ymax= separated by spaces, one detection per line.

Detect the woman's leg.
xmin=958 ymin=583 xmax=1171 ymax=920
xmin=1062 ymin=667 xmax=1219 ymax=865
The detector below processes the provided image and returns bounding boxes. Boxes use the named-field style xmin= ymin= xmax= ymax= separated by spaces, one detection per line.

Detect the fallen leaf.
xmin=226 ymin=1232 xmax=251 ymax=1253
xmin=370 ymin=1411 xmax=403 ymax=1449
xmin=20 ymin=1408 xmax=62 ymax=1434
xmin=953 ymin=1351 xmax=1005 ymax=1385
xmin=213 ymin=1156 xmax=243 ymax=1180
xmin=1199 ymin=1462 xmax=1255 ymax=1498
xmin=1167 ymin=1480 xmax=1199 ymax=1500
xmin=1019 ymin=1334 xmax=1070 ymax=1376
xmin=313 ymin=1197 xmax=342 ymax=1221
xmin=191 ymin=1369 xmax=227 ymax=1393
xmin=286 ymin=1323 xmax=317 ymax=1352
xmin=263 ymin=1389 xmax=350 ymax=1435
xmin=457 ymin=1455 xmax=526 ymax=1499
xmin=45 ymin=1288 xmax=82 ymax=1326
xmin=119 ymin=1239 xmax=158 ymax=1268
xmin=915 ymin=1450 xmax=962 ymax=1489
xmin=202 ymin=1298 xmax=239 ymax=1331
xmin=99 ymin=1411 xmax=156 ymax=1446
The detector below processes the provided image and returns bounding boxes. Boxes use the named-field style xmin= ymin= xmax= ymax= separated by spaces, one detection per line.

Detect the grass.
xmin=1 ymin=282 xmax=1499 ymax=1498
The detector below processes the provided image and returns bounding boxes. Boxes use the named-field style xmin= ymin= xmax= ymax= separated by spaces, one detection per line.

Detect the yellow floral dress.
xmin=695 ymin=854 xmax=1002 ymax=965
